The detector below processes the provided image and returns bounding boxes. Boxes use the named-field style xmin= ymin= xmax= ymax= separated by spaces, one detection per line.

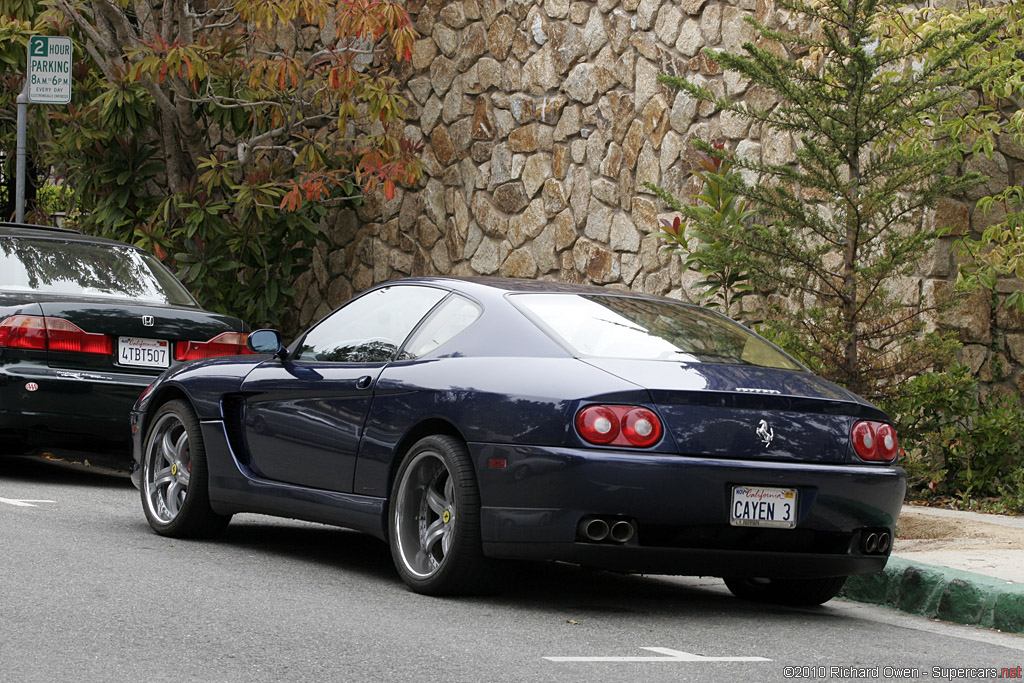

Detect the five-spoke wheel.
xmin=143 ymin=410 xmax=192 ymax=523
xmin=389 ymin=435 xmax=491 ymax=595
xmin=393 ymin=450 xmax=456 ymax=578
xmin=140 ymin=399 xmax=230 ymax=538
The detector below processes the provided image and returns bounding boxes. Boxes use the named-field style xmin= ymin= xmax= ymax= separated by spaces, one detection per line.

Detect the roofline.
xmin=383 ymin=275 xmax=689 ymax=301
xmin=0 ymin=221 xmax=81 ymax=235
xmin=0 ymin=222 xmax=144 ymax=249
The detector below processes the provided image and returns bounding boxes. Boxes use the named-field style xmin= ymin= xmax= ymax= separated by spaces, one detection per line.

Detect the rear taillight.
xmin=0 ymin=315 xmax=47 ymax=350
xmin=174 ymin=332 xmax=253 ymax=361
xmin=0 ymin=315 xmax=112 ymax=354
xmin=852 ymin=420 xmax=899 ymax=462
xmin=44 ymin=318 xmax=114 ymax=354
xmin=575 ymin=405 xmax=663 ymax=448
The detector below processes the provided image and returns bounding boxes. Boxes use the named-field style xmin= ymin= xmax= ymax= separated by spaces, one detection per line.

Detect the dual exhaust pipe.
xmin=578 ymin=516 xmax=636 ymax=544
xmin=579 ymin=519 xmax=890 ymax=553
xmin=862 ymin=529 xmax=891 ymax=555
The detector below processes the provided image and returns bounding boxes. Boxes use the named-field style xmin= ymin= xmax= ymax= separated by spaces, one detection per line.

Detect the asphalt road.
xmin=3 ymin=455 xmax=1023 ymax=683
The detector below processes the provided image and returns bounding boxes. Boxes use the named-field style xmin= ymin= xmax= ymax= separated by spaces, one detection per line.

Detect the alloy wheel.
xmin=143 ymin=412 xmax=192 ymax=524
xmin=393 ymin=450 xmax=456 ymax=579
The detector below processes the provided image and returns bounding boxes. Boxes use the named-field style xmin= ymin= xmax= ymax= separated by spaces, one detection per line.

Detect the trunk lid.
xmin=584 ymin=359 xmax=879 ymax=465
xmin=37 ymin=299 xmax=245 ymax=375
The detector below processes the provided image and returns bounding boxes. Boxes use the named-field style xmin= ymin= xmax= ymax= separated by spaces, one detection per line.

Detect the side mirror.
xmin=247 ymin=329 xmax=287 ymax=359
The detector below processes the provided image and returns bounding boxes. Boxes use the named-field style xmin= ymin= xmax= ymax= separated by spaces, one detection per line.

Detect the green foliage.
xmin=29 ymin=181 xmax=74 ymax=221
xmin=0 ymin=5 xmax=47 ymax=218
xmin=655 ymin=0 xmax=1002 ymax=402
xmin=876 ymin=2 xmax=1024 ymax=311
xmin=958 ymin=186 xmax=1024 ymax=311
xmin=645 ymin=141 xmax=758 ymax=319
xmin=885 ymin=364 xmax=1024 ymax=513
xmin=25 ymin=0 xmax=422 ymax=331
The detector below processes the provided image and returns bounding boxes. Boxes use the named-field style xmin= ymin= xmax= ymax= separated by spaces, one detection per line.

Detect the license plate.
xmin=118 ymin=337 xmax=170 ymax=368
xmin=730 ymin=486 xmax=798 ymax=528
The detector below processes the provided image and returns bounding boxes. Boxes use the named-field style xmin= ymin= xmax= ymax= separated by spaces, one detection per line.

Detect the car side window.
xmin=400 ymin=294 xmax=482 ymax=360
xmin=295 ymin=286 xmax=447 ymax=362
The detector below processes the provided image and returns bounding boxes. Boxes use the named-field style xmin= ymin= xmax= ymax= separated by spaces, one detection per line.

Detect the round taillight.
xmin=875 ymin=423 xmax=899 ymax=460
xmin=575 ymin=405 xmax=663 ymax=448
xmin=575 ymin=406 xmax=620 ymax=445
xmin=852 ymin=420 xmax=898 ymax=462
xmin=622 ymin=408 xmax=662 ymax=448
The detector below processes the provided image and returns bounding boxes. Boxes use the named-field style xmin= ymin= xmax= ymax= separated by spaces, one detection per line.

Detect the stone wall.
xmin=291 ymin=0 xmax=1024 ymax=396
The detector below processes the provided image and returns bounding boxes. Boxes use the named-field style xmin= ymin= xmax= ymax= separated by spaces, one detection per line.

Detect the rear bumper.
xmin=483 ymin=542 xmax=887 ymax=578
xmin=0 ymin=361 xmax=152 ymax=451
xmin=472 ymin=443 xmax=905 ymax=578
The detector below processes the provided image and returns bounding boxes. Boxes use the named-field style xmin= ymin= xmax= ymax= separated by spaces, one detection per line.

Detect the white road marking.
xmin=0 ymin=497 xmax=56 ymax=507
xmin=544 ymin=647 xmax=771 ymax=663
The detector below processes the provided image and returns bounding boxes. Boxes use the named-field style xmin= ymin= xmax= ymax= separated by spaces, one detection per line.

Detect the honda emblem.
xmin=141 ymin=315 xmax=155 ymax=327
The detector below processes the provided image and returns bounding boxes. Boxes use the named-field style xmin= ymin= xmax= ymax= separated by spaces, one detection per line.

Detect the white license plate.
xmin=730 ymin=486 xmax=798 ymax=528
xmin=118 ymin=337 xmax=170 ymax=368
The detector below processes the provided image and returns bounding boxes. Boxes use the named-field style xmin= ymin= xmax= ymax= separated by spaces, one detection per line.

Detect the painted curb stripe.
xmin=841 ymin=557 xmax=1024 ymax=634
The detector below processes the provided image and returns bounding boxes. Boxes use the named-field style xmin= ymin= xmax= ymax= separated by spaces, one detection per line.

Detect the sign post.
xmin=15 ymin=36 xmax=73 ymax=222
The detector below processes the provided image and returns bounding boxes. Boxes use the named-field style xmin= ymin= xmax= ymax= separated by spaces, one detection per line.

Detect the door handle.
xmin=356 ymin=375 xmax=373 ymax=389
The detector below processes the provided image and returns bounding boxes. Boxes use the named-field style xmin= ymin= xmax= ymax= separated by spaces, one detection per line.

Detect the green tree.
xmin=657 ymin=0 xmax=1001 ymax=402
xmin=29 ymin=0 xmax=420 ymax=330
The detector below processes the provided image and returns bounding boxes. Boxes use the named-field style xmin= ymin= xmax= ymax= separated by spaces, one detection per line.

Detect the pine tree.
xmin=658 ymin=0 xmax=1003 ymax=401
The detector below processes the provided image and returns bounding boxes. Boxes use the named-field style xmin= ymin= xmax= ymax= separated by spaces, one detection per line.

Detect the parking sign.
xmin=27 ymin=36 xmax=72 ymax=104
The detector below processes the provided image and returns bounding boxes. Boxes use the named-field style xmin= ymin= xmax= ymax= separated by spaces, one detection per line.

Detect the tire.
xmin=140 ymin=399 xmax=231 ymax=538
xmin=724 ymin=576 xmax=847 ymax=606
xmin=388 ymin=435 xmax=492 ymax=595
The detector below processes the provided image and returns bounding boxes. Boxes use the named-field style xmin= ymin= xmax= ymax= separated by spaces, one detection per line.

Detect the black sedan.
xmin=0 ymin=222 xmax=251 ymax=460
xmin=130 ymin=277 xmax=905 ymax=605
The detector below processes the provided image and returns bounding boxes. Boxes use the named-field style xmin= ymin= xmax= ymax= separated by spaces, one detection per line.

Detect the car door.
xmin=238 ymin=285 xmax=449 ymax=492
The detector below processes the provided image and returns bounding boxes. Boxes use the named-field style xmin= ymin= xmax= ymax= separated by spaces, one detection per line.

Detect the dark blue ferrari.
xmin=129 ymin=277 xmax=905 ymax=604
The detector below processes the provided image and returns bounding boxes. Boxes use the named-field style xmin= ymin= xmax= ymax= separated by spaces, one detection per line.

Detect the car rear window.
xmin=0 ymin=237 xmax=196 ymax=306
xmin=512 ymin=293 xmax=802 ymax=369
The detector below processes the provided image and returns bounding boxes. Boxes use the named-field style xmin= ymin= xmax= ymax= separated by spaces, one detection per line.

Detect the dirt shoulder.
xmin=896 ymin=506 xmax=1024 ymax=552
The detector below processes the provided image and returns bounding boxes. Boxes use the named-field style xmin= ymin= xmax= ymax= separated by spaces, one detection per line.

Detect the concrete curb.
xmin=840 ymin=557 xmax=1024 ymax=634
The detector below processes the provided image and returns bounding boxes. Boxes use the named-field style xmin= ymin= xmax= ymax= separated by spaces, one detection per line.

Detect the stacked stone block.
xmin=289 ymin=0 xmax=1024 ymax=396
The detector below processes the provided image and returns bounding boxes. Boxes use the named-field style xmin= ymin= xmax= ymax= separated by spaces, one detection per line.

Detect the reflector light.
xmin=852 ymin=420 xmax=899 ymax=462
xmin=0 ymin=315 xmax=112 ymax=354
xmin=174 ymin=332 xmax=253 ymax=361
xmin=575 ymin=405 xmax=663 ymax=448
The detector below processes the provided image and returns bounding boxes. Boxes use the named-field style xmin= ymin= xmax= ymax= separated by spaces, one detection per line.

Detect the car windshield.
xmin=0 ymin=237 xmax=196 ymax=306
xmin=512 ymin=293 xmax=802 ymax=369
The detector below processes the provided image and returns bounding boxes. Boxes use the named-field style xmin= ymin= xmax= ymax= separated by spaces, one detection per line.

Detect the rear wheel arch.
xmin=387 ymin=418 xmax=467 ymax=495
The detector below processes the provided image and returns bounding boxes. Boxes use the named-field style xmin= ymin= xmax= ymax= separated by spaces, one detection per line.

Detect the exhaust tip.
xmin=864 ymin=532 xmax=879 ymax=554
xmin=877 ymin=532 xmax=891 ymax=554
xmin=610 ymin=520 xmax=635 ymax=543
xmin=578 ymin=517 xmax=609 ymax=542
